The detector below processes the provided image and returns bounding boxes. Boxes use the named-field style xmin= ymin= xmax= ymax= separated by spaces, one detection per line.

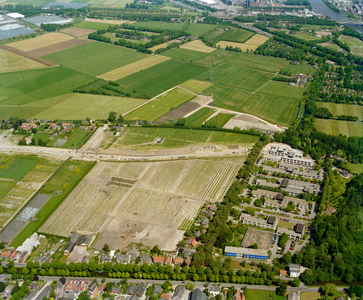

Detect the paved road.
xmin=0 ymin=275 xmax=349 ymax=293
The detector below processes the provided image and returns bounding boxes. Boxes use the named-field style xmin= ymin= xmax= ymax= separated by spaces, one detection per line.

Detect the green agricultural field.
xmin=31 ymin=93 xmax=146 ymax=120
xmin=209 ymin=131 xmax=259 ymax=144
xmin=10 ymin=160 xmax=95 ymax=248
xmin=43 ymin=42 xmax=147 ymax=77
xmin=0 ymin=156 xmax=39 ymax=181
xmin=291 ymin=32 xmax=321 ymax=41
xmin=204 ymin=26 xmax=254 ymax=43
xmin=340 ymin=35 xmax=363 ymax=56
xmin=346 ymin=163 xmax=363 ymax=174
xmin=180 ymin=79 xmax=213 ymax=94
xmin=281 ymin=63 xmax=317 ymax=75
xmin=161 ymin=48 xmax=208 ymax=62
xmin=0 ymin=181 xmax=16 ymax=199
xmin=186 ymin=23 xmax=217 ymax=36
xmin=185 ymin=107 xmax=215 ymax=127
xmin=117 ymin=59 xmax=209 ymax=97
xmin=0 ymin=67 xmax=92 ymax=109
xmin=205 ymin=113 xmax=234 ymax=128
xmin=126 ymin=88 xmax=195 ymax=121
xmin=316 ymin=102 xmax=363 ymax=120
xmin=132 ymin=21 xmax=184 ymax=31
xmin=73 ymin=21 xmax=111 ymax=30
xmin=315 ymin=119 xmax=363 ymax=137
xmin=62 ymin=129 xmax=93 ymax=149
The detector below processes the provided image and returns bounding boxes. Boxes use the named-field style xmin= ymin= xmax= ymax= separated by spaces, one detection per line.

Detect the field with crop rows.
xmin=39 ymin=183 xmax=129 ymax=236
xmin=180 ymin=79 xmax=213 ymax=94
xmin=88 ymin=161 xmax=149 ymax=180
xmin=205 ymin=113 xmax=234 ymax=128
xmin=161 ymin=48 xmax=208 ymax=62
xmin=185 ymin=107 xmax=215 ymax=127
xmin=118 ymin=189 xmax=202 ymax=228
xmin=315 ymin=118 xmax=363 ymax=137
xmin=316 ymin=103 xmax=363 ymax=121
xmin=205 ymin=26 xmax=254 ymax=44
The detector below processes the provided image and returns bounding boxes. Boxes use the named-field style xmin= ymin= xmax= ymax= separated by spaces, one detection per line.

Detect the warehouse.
xmin=224 ymin=246 xmax=269 ymax=260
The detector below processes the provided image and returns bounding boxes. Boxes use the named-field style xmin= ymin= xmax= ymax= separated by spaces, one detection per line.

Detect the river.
xmin=308 ymin=0 xmax=363 ymax=35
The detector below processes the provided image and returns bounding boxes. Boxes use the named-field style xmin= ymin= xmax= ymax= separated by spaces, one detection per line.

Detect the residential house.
xmin=1 ymin=251 xmax=11 ymax=258
xmin=30 ymin=283 xmax=39 ymax=291
xmin=65 ymin=281 xmax=77 ymax=293
xmin=279 ymin=270 xmax=287 ymax=276
xmin=171 ymin=285 xmax=185 ymax=300
xmin=153 ymin=254 xmax=163 ymax=264
xmin=164 ymin=256 xmax=171 ymax=265
xmin=161 ymin=294 xmax=171 ymax=299
xmin=140 ymin=254 xmax=151 ymax=263
xmin=24 ymin=290 xmax=37 ymax=300
xmin=100 ymin=254 xmax=111 ymax=262
xmin=201 ymin=218 xmax=209 ymax=226
xmin=210 ymin=204 xmax=217 ymax=211
xmin=116 ymin=254 xmax=129 ymax=263
xmin=154 ymin=285 xmax=161 ymax=294
xmin=25 ymin=136 xmax=32 ymax=145
xmin=173 ymin=257 xmax=183 ymax=265
xmin=35 ymin=286 xmax=51 ymax=300
xmin=4 ymin=285 xmax=14 ymax=297
xmin=130 ymin=251 xmax=140 ymax=262
xmin=111 ymin=287 xmax=122 ymax=294
xmin=191 ymin=288 xmax=208 ymax=300
xmin=289 ymin=264 xmax=301 ymax=277
xmin=184 ymin=258 xmax=191 ymax=266
xmin=64 ymin=241 xmax=75 ymax=254
xmin=233 ymin=289 xmax=241 ymax=300
xmin=126 ymin=284 xmax=137 ymax=295
xmin=54 ymin=280 xmax=63 ymax=293
xmin=135 ymin=282 xmax=147 ymax=297
xmin=18 ymin=251 xmax=29 ymax=262
xmin=190 ymin=239 xmax=197 ymax=248
xmin=130 ymin=295 xmax=140 ymax=300
xmin=88 ymin=282 xmax=98 ymax=297
xmin=208 ymin=286 xmax=221 ymax=296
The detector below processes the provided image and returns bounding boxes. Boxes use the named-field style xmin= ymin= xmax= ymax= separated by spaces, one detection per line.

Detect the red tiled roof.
xmin=173 ymin=257 xmax=183 ymax=264
xmin=1 ymin=252 xmax=11 ymax=258
xmin=153 ymin=255 xmax=163 ymax=263
xmin=161 ymin=294 xmax=170 ymax=299
xmin=190 ymin=239 xmax=197 ymax=248
xmin=165 ymin=257 xmax=171 ymax=264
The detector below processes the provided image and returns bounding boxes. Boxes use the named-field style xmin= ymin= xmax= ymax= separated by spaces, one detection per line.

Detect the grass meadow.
xmin=10 ymin=160 xmax=95 ymax=247
xmin=290 ymin=32 xmax=321 ymax=41
xmin=204 ymin=26 xmax=254 ymax=43
xmin=205 ymin=113 xmax=234 ymax=128
xmin=161 ymin=48 xmax=208 ymax=62
xmin=316 ymin=102 xmax=363 ymax=120
xmin=346 ymin=163 xmax=363 ymax=174
xmin=62 ymin=129 xmax=93 ymax=149
xmin=0 ymin=181 xmax=16 ymax=199
xmin=340 ymin=35 xmax=363 ymax=56
xmin=180 ymin=79 xmax=213 ymax=93
xmin=0 ymin=156 xmax=39 ymax=181
xmin=117 ymin=59 xmax=209 ymax=97
xmin=315 ymin=119 xmax=363 ymax=137
xmin=187 ymin=23 xmax=218 ymax=36
xmin=185 ymin=107 xmax=215 ymax=127
xmin=74 ymin=21 xmax=112 ymax=30
xmin=126 ymin=88 xmax=195 ymax=121
xmin=281 ymin=63 xmax=317 ymax=75
xmin=132 ymin=21 xmax=184 ymax=31
xmin=43 ymin=42 xmax=147 ymax=76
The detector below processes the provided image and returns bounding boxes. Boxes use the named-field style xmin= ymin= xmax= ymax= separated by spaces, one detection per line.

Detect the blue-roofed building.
xmin=224 ymin=246 xmax=269 ymax=260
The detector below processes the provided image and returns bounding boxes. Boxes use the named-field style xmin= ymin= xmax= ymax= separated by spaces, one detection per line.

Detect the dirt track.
xmin=28 ymin=39 xmax=94 ymax=57
xmin=0 ymin=45 xmax=57 ymax=67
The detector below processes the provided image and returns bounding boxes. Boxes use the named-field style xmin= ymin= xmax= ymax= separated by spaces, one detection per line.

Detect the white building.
xmin=6 ymin=12 xmax=25 ymax=19
xmin=289 ymin=264 xmax=301 ymax=277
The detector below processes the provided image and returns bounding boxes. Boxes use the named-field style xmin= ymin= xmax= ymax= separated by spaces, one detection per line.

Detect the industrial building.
xmin=224 ymin=246 xmax=269 ymax=260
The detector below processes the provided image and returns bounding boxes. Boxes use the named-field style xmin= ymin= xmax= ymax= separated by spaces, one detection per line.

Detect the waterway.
xmin=308 ymin=0 xmax=363 ymax=35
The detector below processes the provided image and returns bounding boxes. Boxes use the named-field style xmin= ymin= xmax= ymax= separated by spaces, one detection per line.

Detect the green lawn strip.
xmin=32 ymin=133 xmax=52 ymax=144
xmin=126 ymin=88 xmax=195 ymax=121
xmin=245 ymin=289 xmax=284 ymax=300
xmin=73 ymin=21 xmax=111 ymax=30
xmin=9 ymin=160 xmax=95 ymax=248
xmin=185 ymin=107 xmax=215 ymax=127
xmin=0 ymin=156 xmax=39 ymax=181
xmin=346 ymin=163 xmax=363 ymax=174
xmin=61 ymin=129 xmax=93 ymax=149
xmin=205 ymin=113 xmax=234 ymax=128
xmin=0 ymin=181 xmax=16 ymax=199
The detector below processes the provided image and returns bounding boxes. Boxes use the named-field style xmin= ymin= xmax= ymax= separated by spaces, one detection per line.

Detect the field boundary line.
xmin=0 ymin=45 xmax=58 ymax=67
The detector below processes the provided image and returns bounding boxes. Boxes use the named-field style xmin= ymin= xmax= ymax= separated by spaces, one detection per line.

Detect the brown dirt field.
xmin=150 ymin=41 xmax=173 ymax=52
xmin=157 ymin=102 xmax=200 ymax=123
xmin=28 ymin=39 xmax=94 ymax=57
xmin=7 ymin=32 xmax=74 ymax=52
xmin=245 ymin=34 xmax=269 ymax=46
xmin=0 ymin=48 xmax=47 ymax=73
xmin=180 ymin=40 xmax=215 ymax=53
xmin=0 ymin=45 xmax=57 ymax=67
xmin=60 ymin=27 xmax=97 ymax=37
xmin=217 ymin=41 xmax=257 ymax=51
xmin=84 ymin=17 xmax=135 ymax=25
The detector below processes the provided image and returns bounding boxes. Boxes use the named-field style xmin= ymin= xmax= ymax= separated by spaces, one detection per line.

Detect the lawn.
xmin=340 ymin=35 xmax=363 ymax=56
xmin=291 ymin=32 xmax=321 ymax=41
xmin=117 ymin=59 xmax=209 ymax=98
xmin=32 ymin=133 xmax=51 ymax=144
xmin=346 ymin=163 xmax=363 ymax=174
xmin=300 ymin=292 xmax=345 ymax=300
xmin=161 ymin=48 xmax=208 ymax=62
xmin=126 ymin=88 xmax=195 ymax=121
xmin=43 ymin=42 xmax=147 ymax=76
xmin=244 ymin=289 xmax=285 ymax=300
xmin=10 ymin=160 xmax=95 ymax=248
xmin=31 ymin=93 xmax=146 ymax=121
xmin=315 ymin=119 xmax=363 ymax=137
xmin=316 ymin=102 xmax=363 ymax=121
xmin=0 ymin=156 xmax=39 ymax=181
xmin=61 ymin=129 xmax=93 ymax=149
xmin=0 ymin=181 xmax=16 ymax=199
xmin=281 ymin=63 xmax=317 ymax=76
xmin=205 ymin=26 xmax=255 ymax=43
xmin=205 ymin=113 xmax=234 ymax=128
xmin=185 ymin=107 xmax=215 ymax=127
xmin=131 ymin=21 xmax=184 ymax=31
xmin=0 ymin=67 xmax=92 ymax=108
xmin=73 ymin=21 xmax=111 ymax=30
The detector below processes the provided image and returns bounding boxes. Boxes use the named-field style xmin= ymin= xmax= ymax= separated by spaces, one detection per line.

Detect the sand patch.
xmin=180 ymin=40 xmax=216 ymax=53
xmin=7 ymin=32 xmax=74 ymax=52
xmin=97 ymin=55 xmax=171 ymax=81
